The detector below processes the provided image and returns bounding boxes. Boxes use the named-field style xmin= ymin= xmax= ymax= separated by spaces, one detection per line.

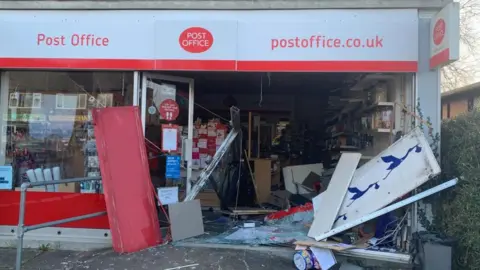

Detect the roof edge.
xmin=442 ymin=81 xmax=480 ymax=98
xmin=0 ymin=0 xmax=452 ymax=10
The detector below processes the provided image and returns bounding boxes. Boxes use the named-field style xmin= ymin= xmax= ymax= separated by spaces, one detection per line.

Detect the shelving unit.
xmin=82 ymin=109 xmax=101 ymax=193
xmin=325 ymin=78 xmax=399 ymax=159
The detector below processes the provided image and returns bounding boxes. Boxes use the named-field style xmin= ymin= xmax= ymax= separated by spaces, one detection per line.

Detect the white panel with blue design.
xmin=317 ymin=128 xmax=441 ymax=228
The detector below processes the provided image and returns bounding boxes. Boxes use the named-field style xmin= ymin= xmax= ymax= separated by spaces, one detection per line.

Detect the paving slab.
xmin=0 ymin=248 xmax=44 ymax=270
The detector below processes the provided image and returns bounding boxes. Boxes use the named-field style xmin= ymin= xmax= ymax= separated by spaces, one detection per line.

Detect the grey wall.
xmin=416 ymin=16 xmax=442 ymax=138
xmin=413 ymin=14 xmax=442 ymax=233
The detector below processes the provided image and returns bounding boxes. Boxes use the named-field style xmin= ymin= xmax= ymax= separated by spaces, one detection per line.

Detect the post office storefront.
xmin=0 ymin=6 xmax=457 ymax=249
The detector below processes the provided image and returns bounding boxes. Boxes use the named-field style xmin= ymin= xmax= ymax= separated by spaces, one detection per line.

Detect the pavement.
xmin=0 ymin=245 xmax=293 ymax=270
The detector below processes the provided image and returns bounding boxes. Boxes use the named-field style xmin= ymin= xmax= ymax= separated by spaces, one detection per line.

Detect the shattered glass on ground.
xmin=175 ymin=209 xmax=314 ymax=246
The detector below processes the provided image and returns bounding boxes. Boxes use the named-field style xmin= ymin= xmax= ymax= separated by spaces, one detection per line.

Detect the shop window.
xmin=0 ymin=71 xmax=133 ymax=190
xmin=467 ymin=97 xmax=475 ymax=112
xmin=468 ymin=97 xmax=475 ymax=112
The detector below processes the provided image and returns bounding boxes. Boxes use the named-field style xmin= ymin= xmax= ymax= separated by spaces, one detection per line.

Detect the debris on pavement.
xmin=169 ymin=128 xmax=457 ymax=269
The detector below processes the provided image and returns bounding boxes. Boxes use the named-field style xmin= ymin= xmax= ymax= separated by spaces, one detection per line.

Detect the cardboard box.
xmin=15 ymin=187 xmax=46 ymax=192
xmin=198 ymin=138 xmax=208 ymax=149
xmin=57 ymin=182 xmax=80 ymax=193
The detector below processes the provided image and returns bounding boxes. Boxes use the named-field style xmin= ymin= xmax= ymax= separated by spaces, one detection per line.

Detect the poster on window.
xmin=150 ymin=82 xmax=176 ymax=120
xmin=0 ymin=166 xmax=13 ymax=190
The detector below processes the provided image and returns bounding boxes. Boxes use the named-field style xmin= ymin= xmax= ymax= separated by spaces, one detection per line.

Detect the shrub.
xmin=436 ymin=109 xmax=480 ymax=269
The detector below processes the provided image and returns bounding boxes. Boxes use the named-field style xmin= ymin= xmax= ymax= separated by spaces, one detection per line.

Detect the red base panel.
xmin=0 ymin=191 xmax=109 ymax=229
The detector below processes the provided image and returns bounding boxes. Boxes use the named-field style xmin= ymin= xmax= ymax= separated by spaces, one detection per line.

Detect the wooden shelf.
xmin=362 ymin=102 xmax=394 ymax=113
xmin=370 ymin=128 xmax=392 ymax=133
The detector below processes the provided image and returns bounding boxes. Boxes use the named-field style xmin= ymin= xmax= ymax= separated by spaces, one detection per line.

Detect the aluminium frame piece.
xmin=15 ymin=177 xmax=106 ymax=270
xmin=184 ymin=106 xmax=241 ymax=201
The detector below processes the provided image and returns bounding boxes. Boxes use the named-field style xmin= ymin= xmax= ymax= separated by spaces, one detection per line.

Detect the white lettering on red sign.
xmin=159 ymin=99 xmax=180 ymax=121
xmin=179 ymin=27 xmax=214 ymax=53
xmin=37 ymin=33 xmax=110 ymax=47
xmin=433 ymin=19 xmax=446 ymax=46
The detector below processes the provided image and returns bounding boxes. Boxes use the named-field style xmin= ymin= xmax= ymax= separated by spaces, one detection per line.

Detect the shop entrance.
xmin=140 ymin=73 xmax=195 ymax=193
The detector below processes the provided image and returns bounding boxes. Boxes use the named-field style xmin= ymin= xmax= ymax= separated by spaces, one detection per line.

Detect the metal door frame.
xmin=140 ymin=72 xmax=195 ymax=195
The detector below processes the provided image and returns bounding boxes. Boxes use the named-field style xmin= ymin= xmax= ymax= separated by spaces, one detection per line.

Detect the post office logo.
xmin=179 ymin=27 xmax=214 ymax=53
xmin=433 ymin=18 xmax=446 ymax=46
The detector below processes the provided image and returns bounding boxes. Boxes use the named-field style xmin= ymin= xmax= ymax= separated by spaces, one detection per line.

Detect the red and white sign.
xmin=179 ymin=27 xmax=214 ymax=53
xmin=430 ymin=2 xmax=460 ymax=69
xmin=0 ymin=9 xmax=419 ymax=72
xmin=159 ymin=99 xmax=180 ymax=121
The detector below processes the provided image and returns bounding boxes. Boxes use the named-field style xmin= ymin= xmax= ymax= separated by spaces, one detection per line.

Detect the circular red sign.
xmin=433 ymin=19 xmax=446 ymax=46
xmin=179 ymin=27 xmax=214 ymax=53
xmin=159 ymin=99 xmax=180 ymax=121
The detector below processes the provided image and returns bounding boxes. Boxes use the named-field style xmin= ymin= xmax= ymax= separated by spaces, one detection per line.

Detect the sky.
xmin=447 ymin=0 xmax=480 ymax=90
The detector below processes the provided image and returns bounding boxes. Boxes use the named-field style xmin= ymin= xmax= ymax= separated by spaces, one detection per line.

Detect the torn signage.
xmin=318 ymin=128 xmax=440 ymax=228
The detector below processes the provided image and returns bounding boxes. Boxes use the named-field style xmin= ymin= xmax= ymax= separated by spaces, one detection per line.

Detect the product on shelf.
xmin=83 ymin=109 xmax=102 ymax=193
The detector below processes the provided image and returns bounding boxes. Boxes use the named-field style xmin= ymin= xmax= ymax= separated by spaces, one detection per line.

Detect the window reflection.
xmin=2 ymin=71 xmax=133 ymax=191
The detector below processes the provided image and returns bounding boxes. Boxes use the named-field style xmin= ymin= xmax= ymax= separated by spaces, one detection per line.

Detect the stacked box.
xmin=181 ymin=119 xmax=229 ymax=169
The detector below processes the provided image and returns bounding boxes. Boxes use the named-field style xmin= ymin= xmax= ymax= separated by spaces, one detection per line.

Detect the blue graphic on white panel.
xmin=334 ymin=144 xmax=423 ymax=222
xmin=346 ymin=182 xmax=380 ymax=207
xmin=381 ymin=144 xmax=422 ymax=180
xmin=334 ymin=213 xmax=348 ymax=223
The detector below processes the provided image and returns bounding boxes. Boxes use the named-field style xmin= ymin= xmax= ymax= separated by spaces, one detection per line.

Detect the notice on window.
xmin=0 ymin=166 xmax=13 ymax=190
xmin=165 ymin=155 xmax=181 ymax=179
xmin=162 ymin=124 xmax=178 ymax=152
xmin=157 ymin=186 xmax=179 ymax=206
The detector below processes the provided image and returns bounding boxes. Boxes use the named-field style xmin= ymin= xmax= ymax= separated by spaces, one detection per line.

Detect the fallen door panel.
xmin=93 ymin=106 xmax=162 ymax=253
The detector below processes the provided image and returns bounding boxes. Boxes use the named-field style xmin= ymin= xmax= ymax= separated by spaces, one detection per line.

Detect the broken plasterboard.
xmin=308 ymin=153 xmax=361 ymax=238
xmin=283 ymin=163 xmax=324 ymax=195
xmin=169 ymin=199 xmax=204 ymax=241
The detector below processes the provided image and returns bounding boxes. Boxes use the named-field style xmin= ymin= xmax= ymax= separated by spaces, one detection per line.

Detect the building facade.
xmin=442 ymin=82 xmax=480 ymax=119
xmin=0 ymin=0 xmax=458 ymax=251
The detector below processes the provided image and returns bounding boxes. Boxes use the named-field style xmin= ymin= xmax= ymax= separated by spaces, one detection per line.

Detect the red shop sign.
xmin=159 ymin=99 xmax=180 ymax=121
xmin=433 ymin=18 xmax=446 ymax=46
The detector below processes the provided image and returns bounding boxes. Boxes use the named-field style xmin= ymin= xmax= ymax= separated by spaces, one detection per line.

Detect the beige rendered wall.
xmin=443 ymin=99 xmax=468 ymax=119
